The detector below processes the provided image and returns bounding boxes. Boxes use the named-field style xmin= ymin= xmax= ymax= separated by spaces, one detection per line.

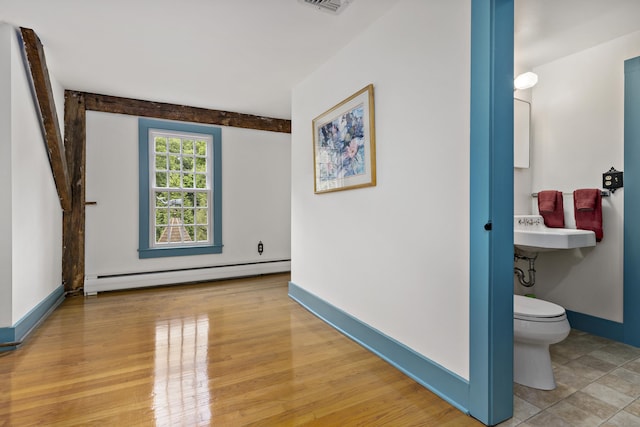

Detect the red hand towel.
xmin=573 ymin=189 xmax=603 ymax=241
xmin=538 ymin=190 xmax=564 ymax=228
xmin=574 ymin=188 xmax=597 ymax=211
xmin=538 ymin=191 xmax=557 ymax=213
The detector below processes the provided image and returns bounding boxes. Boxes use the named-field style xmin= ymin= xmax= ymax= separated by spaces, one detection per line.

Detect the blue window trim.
xmin=138 ymin=118 xmax=223 ymax=259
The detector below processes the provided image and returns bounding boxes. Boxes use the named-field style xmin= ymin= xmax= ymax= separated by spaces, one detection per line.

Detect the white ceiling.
xmin=0 ymin=0 xmax=399 ymax=119
xmin=1 ymin=1 xmax=640 ymax=120
xmin=515 ymin=0 xmax=640 ymax=72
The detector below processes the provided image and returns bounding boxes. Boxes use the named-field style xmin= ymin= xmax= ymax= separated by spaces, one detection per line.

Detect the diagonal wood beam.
xmin=20 ymin=27 xmax=71 ymax=211
xmin=80 ymin=91 xmax=292 ymax=134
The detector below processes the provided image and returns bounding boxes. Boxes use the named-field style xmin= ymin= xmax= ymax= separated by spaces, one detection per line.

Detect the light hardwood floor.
xmin=0 ymin=273 xmax=481 ymax=426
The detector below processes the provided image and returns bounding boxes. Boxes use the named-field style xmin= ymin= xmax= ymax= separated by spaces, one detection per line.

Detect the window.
xmin=139 ymin=118 xmax=222 ymax=258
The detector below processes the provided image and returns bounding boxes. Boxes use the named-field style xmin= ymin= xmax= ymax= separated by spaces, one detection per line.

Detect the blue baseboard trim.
xmin=0 ymin=285 xmax=65 ymax=351
xmin=566 ymin=310 xmax=624 ymax=343
xmin=288 ymin=282 xmax=470 ymax=414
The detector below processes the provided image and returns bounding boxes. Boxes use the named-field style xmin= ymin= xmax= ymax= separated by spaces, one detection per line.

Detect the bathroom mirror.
xmin=514 ymin=98 xmax=530 ymax=168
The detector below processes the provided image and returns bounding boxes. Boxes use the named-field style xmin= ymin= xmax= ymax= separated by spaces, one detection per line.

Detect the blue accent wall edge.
xmin=288 ymin=282 xmax=470 ymax=414
xmin=0 ymin=285 xmax=65 ymax=351
xmin=566 ymin=310 xmax=624 ymax=342
xmin=624 ymin=57 xmax=640 ymax=348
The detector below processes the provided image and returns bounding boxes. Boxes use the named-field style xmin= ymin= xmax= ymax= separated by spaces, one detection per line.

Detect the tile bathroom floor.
xmin=499 ymin=329 xmax=640 ymax=426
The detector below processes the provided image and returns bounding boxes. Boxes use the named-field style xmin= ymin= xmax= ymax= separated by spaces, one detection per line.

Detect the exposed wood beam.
xmin=62 ymin=91 xmax=86 ymax=293
xmin=20 ymin=27 xmax=71 ymax=211
xmin=79 ymin=91 xmax=292 ymax=134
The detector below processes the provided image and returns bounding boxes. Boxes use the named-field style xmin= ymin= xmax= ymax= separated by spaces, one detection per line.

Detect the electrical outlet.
xmin=603 ymin=167 xmax=623 ymax=193
xmin=258 ymin=241 xmax=264 ymax=255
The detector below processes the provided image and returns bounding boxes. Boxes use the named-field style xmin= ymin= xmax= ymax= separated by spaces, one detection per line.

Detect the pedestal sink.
xmin=514 ymin=215 xmax=596 ymax=253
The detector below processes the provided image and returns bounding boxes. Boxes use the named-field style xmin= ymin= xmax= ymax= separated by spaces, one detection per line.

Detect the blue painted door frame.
xmin=469 ymin=0 xmax=514 ymax=424
xmin=467 ymin=5 xmax=640 ymax=425
xmin=624 ymin=57 xmax=640 ymax=348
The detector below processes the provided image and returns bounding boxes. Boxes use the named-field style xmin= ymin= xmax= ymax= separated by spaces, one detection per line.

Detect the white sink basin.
xmin=514 ymin=215 xmax=596 ymax=253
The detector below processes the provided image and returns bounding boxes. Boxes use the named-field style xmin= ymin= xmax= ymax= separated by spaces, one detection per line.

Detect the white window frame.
xmin=148 ymin=129 xmax=213 ymax=249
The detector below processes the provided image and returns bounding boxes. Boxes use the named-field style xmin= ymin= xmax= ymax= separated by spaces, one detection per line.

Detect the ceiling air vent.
xmin=299 ymin=0 xmax=352 ymax=15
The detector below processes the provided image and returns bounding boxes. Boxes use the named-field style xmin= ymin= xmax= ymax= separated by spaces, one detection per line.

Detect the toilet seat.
xmin=514 ymin=295 xmax=566 ymax=322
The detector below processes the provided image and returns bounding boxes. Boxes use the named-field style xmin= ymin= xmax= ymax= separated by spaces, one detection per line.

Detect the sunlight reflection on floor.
xmin=154 ymin=315 xmax=211 ymax=425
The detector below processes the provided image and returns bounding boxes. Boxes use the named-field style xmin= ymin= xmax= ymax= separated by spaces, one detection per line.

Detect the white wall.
xmin=85 ymin=111 xmax=291 ymax=279
xmin=0 ymin=22 xmax=64 ymax=326
xmin=291 ymin=0 xmax=471 ymax=379
xmin=516 ymin=31 xmax=640 ymax=322
xmin=0 ymin=24 xmax=13 ymax=327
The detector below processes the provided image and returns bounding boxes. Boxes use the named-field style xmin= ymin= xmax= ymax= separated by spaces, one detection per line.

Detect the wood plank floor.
xmin=0 ymin=273 xmax=482 ymax=426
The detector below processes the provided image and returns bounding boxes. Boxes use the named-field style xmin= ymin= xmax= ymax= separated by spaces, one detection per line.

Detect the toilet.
xmin=513 ymin=294 xmax=570 ymax=390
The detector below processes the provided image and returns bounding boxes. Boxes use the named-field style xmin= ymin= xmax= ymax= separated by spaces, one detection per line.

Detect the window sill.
xmin=138 ymin=245 xmax=223 ymax=259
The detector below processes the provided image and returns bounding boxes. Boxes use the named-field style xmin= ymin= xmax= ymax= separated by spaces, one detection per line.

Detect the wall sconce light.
xmin=514 ymin=72 xmax=539 ymax=90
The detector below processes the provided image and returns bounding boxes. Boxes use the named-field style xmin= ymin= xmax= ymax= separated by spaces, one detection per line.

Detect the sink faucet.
xmin=517 ymin=217 xmax=542 ymax=227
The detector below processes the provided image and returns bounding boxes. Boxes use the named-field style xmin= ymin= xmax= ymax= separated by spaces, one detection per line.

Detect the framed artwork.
xmin=312 ymin=84 xmax=376 ymax=194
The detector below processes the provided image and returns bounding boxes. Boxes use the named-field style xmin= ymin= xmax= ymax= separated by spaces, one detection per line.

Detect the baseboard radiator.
xmin=84 ymin=260 xmax=291 ymax=295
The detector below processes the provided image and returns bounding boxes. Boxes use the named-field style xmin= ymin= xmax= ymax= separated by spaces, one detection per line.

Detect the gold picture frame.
xmin=312 ymin=84 xmax=376 ymax=194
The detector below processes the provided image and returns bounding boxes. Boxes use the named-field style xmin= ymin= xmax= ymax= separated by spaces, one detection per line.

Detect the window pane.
xmin=182 ymin=157 xmax=194 ymax=172
xmin=169 ymin=173 xmax=181 ymax=187
xmin=169 ymin=138 xmax=181 ymax=153
xmin=183 ymin=192 xmax=194 ymax=207
xmin=185 ymin=225 xmax=195 ymax=240
xmin=144 ymin=123 xmax=217 ymax=252
xmin=170 ymin=208 xmax=181 ymax=220
xmin=169 ymin=192 xmax=182 ymax=207
xmin=196 ymin=226 xmax=208 ymax=242
xmin=155 ymin=137 xmax=167 ymax=153
xmin=184 ymin=208 xmax=194 ymax=225
xmin=155 ymin=226 xmax=166 ymax=243
xmin=183 ymin=173 xmax=194 ymax=188
xmin=169 ymin=155 xmax=181 ymax=171
xmin=155 ymin=192 xmax=168 ymax=206
xmin=195 ymin=174 xmax=206 ymax=189
xmin=196 ymin=140 xmax=207 ymax=156
xmin=196 ymin=209 xmax=207 ymax=225
xmin=155 ymin=172 xmax=167 ymax=188
xmin=183 ymin=139 xmax=194 ymax=154
xmin=156 ymin=209 xmax=168 ymax=226
xmin=196 ymin=193 xmax=207 ymax=207
xmin=195 ymin=157 xmax=206 ymax=172
xmin=155 ymin=154 xmax=167 ymax=170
